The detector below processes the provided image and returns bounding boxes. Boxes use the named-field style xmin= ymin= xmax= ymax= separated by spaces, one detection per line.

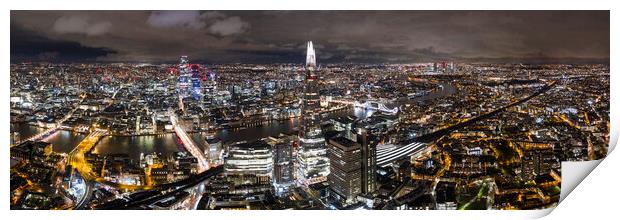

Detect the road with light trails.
xmin=166 ymin=106 xmax=210 ymax=210
xmin=169 ymin=110 xmax=209 ymax=172
xmin=68 ymin=129 xmax=109 ymax=181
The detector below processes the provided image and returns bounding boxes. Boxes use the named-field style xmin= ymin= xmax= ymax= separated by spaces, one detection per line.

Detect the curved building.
xmin=225 ymin=140 xmax=273 ymax=185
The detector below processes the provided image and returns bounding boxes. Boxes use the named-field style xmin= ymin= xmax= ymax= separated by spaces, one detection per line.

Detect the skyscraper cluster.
xmin=176 ymin=56 xmax=203 ymax=101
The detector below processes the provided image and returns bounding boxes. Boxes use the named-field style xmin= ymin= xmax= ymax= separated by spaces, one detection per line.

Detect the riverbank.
xmin=12 ymin=81 xmax=457 ymax=160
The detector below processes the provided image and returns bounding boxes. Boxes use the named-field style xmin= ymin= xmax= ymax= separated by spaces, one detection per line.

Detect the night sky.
xmin=10 ymin=11 xmax=609 ymax=64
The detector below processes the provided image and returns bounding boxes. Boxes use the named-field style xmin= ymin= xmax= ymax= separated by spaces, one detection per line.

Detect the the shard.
xmin=305 ymin=41 xmax=316 ymax=69
xmin=297 ymin=41 xmax=330 ymax=185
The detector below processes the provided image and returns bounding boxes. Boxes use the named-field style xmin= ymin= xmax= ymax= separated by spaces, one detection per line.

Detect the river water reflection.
xmin=11 ymin=124 xmax=85 ymax=153
xmin=13 ymin=83 xmax=455 ymax=160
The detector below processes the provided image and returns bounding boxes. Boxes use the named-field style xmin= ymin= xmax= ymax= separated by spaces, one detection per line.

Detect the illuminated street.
xmin=9 ymin=10 xmax=609 ymax=210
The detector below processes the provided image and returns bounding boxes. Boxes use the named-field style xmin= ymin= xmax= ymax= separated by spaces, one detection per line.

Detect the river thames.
xmin=11 ymin=83 xmax=455 ymax=160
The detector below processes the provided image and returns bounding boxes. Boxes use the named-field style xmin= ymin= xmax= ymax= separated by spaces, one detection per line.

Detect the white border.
xmin=2 ymin=1 xmax=616 ymax=220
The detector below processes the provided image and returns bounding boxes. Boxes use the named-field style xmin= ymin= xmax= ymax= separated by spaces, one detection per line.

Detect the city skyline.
xmin=10 ymin=10 xmax=610 ymax=210
xmin=11 ymin=11 xmax=609 ymax=64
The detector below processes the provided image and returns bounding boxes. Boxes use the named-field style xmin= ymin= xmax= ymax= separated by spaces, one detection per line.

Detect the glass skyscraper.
xmin=297 ymin=41 xmax=330 ymax=185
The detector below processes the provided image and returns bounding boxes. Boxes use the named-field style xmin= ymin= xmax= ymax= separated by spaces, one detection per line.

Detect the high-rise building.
xmin=177 ymin=56 xmax=192 ymax=98
xmin=266 ymin=135 xmax=295 ymax=193
xmin=356 ymin=128 xmax=377 ymax=195
xmin=297 ymin=41 xmax=330 ymax=185
xmin=306 ymin=41 xmax=316 ymax=68
xmin=190 ymin=64 xmax=202 ymax=101
xmin=203 ymin=69 xmax=218 ymax=101
xmin=327 ymin=136 xmax=361 ymax=204
xmin=224 ymin=140 xmax=273 ymax=185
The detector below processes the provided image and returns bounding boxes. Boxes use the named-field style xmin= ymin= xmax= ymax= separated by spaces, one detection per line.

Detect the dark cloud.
xmin=10 ymin=11 xmax=609 ymax=63
xmin=11 ymin=24 xmax=116 ymax=62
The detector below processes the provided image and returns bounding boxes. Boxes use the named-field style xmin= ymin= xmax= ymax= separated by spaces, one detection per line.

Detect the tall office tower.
xmin=297 ymin=41 xmax=330 ymax=185
xmin=203 ymin=69 xmax=218 ymax=100
xmin=267 ymin=135 xmax=295 ymax=193
xmin=327 ymin=136 xmax=362 ymax=204
xmin=306 ymin=41 xmax=316 ymax=68
xmin=177 ymin=56 xmax=192 ymax=98
xmin=190 ymin=64 xmax=202 ymax=101
xmin=357 ymin=128 xmax=377 ymax=195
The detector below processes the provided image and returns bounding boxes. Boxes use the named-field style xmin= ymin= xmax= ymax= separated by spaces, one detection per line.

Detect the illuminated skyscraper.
xmin=327 ymin=136 xmax=361 ymax=204
xmin=297 ymin=41 xmax=330 ymax=185
xmin=306 ymin=41 xmax=316 ymax=68
xmin=177 ymin=56 xmax=192 ymax=98
xmin=357 ymin=128 xmax=377 ymax=194
xmin=266 ymin=135 xmax=295 ymax=194
xmin=190 ymin=64 xmax=201 ymax=101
